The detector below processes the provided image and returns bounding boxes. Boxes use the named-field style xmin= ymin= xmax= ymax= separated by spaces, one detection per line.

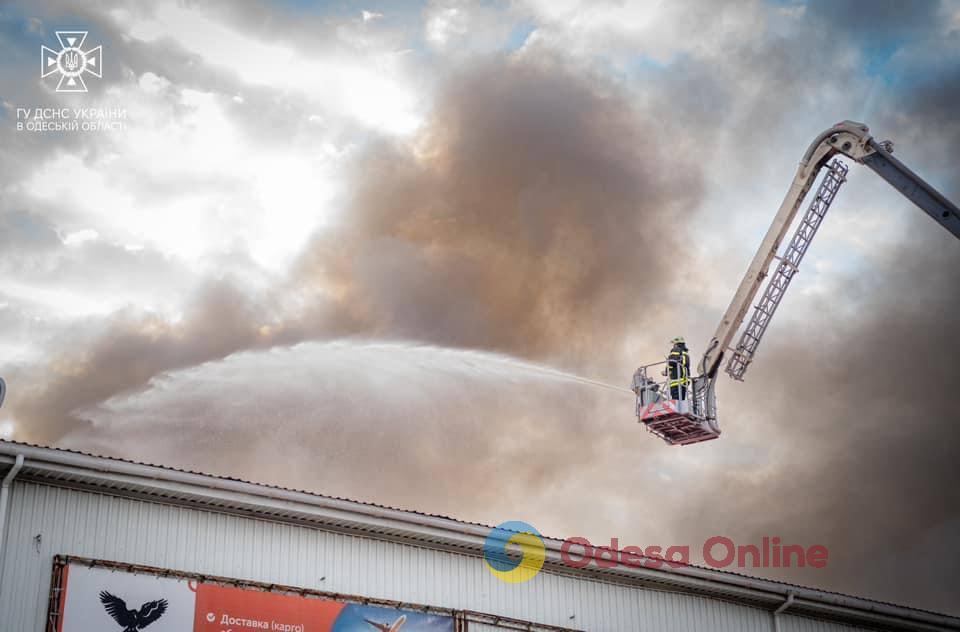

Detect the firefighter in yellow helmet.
xmin=667 ymin=336 xmax=691 ymax=400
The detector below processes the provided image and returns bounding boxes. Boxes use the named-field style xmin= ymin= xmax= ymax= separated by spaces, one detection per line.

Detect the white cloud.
xmin=21 ymin=81 xmax=341 ymax=275
xmin=62 ymin=228 xmax=100 ymax=246
xmin=776 ymin=4 xmax=807 ymax=19
xmin=137 ymin=71 xmax=171 ymax=94
xmin=950 ymin=4 xmax=960 ymax=35
xmin=120 ymin=2 xmax=423 ymax=135
xmin=515 ymin=0 xmax=768 ymax=67
xmin=424 ymin=1 xmax=516 ymax=53
xmin=1 ymin=280 xmax=119 ymax=317
xmin=426 ymin=6 xmax=466 ymax=46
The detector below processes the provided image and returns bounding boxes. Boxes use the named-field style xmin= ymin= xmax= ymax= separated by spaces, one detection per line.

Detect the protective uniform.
xmin=668 ymin=337 xmax=691 ymax=400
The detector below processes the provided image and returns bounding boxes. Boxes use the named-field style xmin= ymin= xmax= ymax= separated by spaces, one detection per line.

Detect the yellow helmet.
xmin=671 ymin=336 xmax=685 ymax=345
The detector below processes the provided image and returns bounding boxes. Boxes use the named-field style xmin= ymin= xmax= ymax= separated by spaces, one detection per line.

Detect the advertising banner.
xmin=57 ymin=562 xmax=453 ymax=632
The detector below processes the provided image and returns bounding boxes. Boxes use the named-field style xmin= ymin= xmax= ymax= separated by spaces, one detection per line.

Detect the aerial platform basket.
xmin=632 ymin=363 xmax=720 ymax=446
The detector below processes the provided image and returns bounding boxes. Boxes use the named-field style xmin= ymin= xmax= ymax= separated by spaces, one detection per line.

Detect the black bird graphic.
xmin=99 ymin=591 xmax=168 ymax=631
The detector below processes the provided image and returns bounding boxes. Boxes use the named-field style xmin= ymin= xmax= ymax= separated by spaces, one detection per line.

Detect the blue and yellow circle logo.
xmin=483 ymin=521 xmax=546 ymax=583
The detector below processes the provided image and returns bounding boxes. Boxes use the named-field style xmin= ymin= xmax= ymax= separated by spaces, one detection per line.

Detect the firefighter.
xmin=667 ymin=336 xmax=691 ymax=400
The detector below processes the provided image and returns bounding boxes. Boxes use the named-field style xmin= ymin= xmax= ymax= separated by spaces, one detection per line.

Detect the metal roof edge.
xmin=1 ymin=441 xmax=957 ymax=631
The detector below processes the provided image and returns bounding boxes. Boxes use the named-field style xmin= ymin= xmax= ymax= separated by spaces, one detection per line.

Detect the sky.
xmin=1 ymin=0 xmax=959 ymax=617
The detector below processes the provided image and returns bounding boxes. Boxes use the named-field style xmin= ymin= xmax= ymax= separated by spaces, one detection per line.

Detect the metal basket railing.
xmin=632 ymin=361 xmax=716 ymax=422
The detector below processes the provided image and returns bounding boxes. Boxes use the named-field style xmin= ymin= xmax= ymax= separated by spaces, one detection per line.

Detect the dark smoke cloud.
xmin=6 ymin=0 xmax=960 ymax=618
xmin=11 ymin=279 xmax=337 ymax=443
xmin=648 ymin=231 xmax=960 ymax=606
xmin=295 ymin=58 xmax=703 ymax=362
xmin=14 ymin=56 xmax=700 ymax=440
xmin=705 ymin=38 xmax=960 ymax=606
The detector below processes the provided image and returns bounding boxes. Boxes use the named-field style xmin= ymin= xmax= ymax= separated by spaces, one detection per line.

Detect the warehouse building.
xmin=0 ymin=440 xmax=956 ymax=631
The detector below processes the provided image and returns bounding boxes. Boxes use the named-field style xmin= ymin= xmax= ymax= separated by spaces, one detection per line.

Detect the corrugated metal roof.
xmin=1 ymin=438 xmax=483 ymax=523
xmin=1 ymin=439 xmax=956 ymax=630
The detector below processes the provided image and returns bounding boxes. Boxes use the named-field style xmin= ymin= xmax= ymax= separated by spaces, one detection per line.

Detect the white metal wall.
xmin=0 ymin=481 xmax=874 ymax=632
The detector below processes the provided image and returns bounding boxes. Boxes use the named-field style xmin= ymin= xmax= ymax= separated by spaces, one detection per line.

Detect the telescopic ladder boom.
xmin=699 ymin=121 xmax=960 ymax=384
xmin=726 ymin=159 xmax=848 ymax=380
xmin=636 ymin=120 xmax=960 ymax=445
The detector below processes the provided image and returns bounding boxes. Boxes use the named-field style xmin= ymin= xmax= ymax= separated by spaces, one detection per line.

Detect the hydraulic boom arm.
xmin=635 ymin=120 xmax=958 ymax=446
xmin=698 ymin=121 xmax=960 ymax=381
